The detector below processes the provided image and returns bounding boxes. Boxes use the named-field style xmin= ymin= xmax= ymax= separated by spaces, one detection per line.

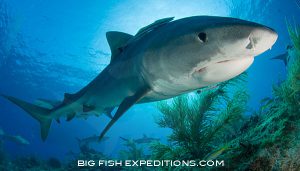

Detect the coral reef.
xmin=47 ymin=157 xmax=62 ymax=169
xmin=0 ymin=155 xmax=65 ymax=171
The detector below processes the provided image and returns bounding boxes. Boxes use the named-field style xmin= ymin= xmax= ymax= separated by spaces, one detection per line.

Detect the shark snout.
xmin=247 ymin=26 xmax=278 ymax=55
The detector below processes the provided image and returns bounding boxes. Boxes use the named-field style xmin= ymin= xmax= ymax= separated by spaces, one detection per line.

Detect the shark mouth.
xmin=197 ymin=59 xmax=232 ymax=73
xmin=197 ymin=58 xmax=252 ymax=72
xmin=195 ymin=57 xmax=254 ymax=84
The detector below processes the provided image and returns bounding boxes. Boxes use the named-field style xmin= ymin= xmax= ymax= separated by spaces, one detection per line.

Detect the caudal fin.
xmin=2 ymin=95 xmax=52 ymax=141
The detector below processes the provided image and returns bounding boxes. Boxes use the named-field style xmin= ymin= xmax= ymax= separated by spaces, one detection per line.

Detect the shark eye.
xmin=198 ymin=32 xmax=207 ymax=43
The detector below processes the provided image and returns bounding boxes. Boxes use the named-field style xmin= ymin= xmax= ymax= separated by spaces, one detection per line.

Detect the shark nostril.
xmin=246 ymin=36 xmax=255 ymax=50
xmin=246 ymin=41 xmax=253 ymax=49
xmin=198 ymin=32 xmax=208 ymax=43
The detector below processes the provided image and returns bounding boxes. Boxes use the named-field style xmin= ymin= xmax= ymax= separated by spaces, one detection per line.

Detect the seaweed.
xmin=150 ymin=73 xmax=249 ymax=170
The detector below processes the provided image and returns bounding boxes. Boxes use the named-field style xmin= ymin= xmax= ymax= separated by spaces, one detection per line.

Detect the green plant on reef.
xmin=150 ymin=73 xmax=249 ymax=170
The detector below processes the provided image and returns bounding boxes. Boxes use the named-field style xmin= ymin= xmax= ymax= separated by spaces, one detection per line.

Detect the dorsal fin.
xmin=106 ymin=31 xmax=133 ymax=63
xmin=136 ymin=17 xmax=174 ymax=37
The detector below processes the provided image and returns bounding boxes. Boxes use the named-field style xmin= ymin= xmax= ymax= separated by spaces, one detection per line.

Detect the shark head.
xmin=143 ymin=16 xmax=278 ymax=95
xmin=187 ymin=17 xmax=278 ymax=86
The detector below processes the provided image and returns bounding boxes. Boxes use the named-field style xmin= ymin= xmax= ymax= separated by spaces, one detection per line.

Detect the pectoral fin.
xmin=99 ymin=86 xmax=151 ymax=140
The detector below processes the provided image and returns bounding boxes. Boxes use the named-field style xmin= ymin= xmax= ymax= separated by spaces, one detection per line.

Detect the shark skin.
xmin=34 ymin=98 xmax=114 ymax=120
xmin=2 ymin=16 xmax=278 ymax=141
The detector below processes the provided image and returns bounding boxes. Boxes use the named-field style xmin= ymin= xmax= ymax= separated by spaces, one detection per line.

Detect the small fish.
xmin=270 ymin=45 xmax=293 ymax=66
xmin=261 ymin=99 xmax=274 ymax=111
xmin=5 ymin=135 xmax=30 ymax=145
xmin=286 ymin=44 xmax=294 ymax=50
xmin=270 ymin=52 xmax=289 ymax=66
xmin=0 ymin=128 xmax=30 ymax=145
xmin=205 ymin=145 xmax=230 ymax=160
xmin=260 ymin=97 xmax=271 ymax=104
xmin=120 ymin=134 xmax=159 ymax=144
xmin=76 ymin=135 xmax=109 ymax=147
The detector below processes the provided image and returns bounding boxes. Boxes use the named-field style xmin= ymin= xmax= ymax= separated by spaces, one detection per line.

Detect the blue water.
xmin=0 ymin=0 xmax=299 ymax=160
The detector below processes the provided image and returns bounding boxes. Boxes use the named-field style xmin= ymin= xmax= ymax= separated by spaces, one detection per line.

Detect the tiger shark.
xmin=2 ymin=16 xmax=278 ymax=141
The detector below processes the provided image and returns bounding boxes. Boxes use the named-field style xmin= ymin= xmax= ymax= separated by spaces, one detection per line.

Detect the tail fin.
xmin=2 ymin=95 xmax=52 ymax=141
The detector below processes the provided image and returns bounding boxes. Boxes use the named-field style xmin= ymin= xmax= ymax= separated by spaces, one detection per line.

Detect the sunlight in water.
xmin=90 ymin=0 xmax=229 ymax=69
